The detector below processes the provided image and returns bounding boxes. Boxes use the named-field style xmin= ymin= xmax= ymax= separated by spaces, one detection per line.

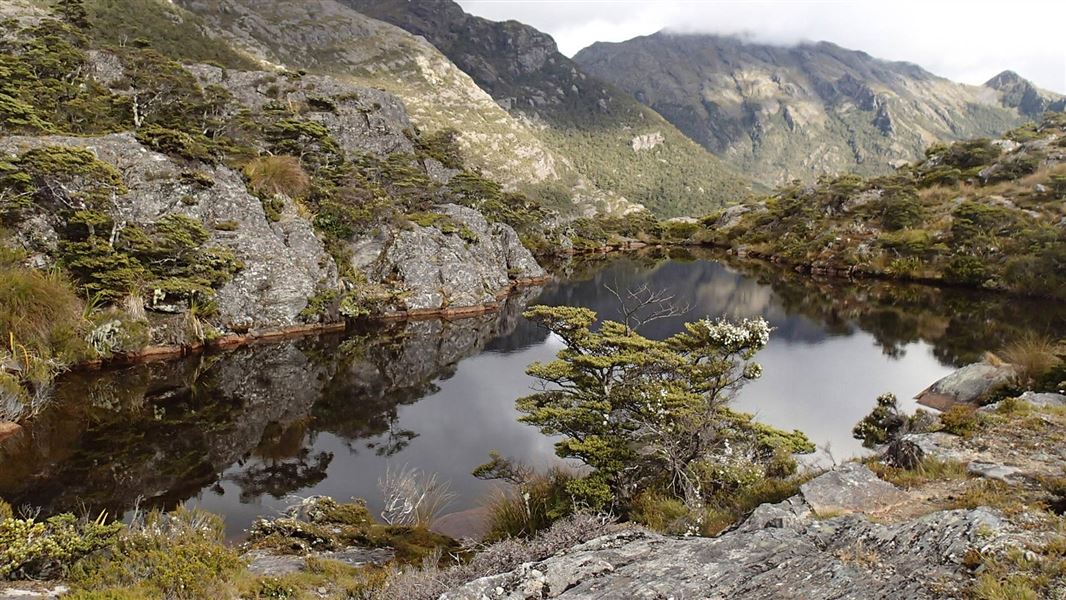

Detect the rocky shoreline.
xmin=69 ymin=274 xmax=552 ymax=370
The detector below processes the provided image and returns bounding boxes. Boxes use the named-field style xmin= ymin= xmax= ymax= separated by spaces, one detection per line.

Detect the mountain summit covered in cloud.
xmin=574 ymin=31 xmax=1063 ymax=186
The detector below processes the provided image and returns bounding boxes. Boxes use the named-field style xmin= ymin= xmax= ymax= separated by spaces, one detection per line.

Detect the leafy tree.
xmin=55 ymin=0 xmax=90 ymax=30
xmin=516 ymin=304 xmax=813 ymax=511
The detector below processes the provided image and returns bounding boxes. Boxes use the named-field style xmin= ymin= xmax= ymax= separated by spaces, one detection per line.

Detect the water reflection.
xmin=1 ymin=249 xmax=1063 ymax=537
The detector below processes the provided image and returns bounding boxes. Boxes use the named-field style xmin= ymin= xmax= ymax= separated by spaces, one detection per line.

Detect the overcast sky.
xmin=456 ymin=0 xmax=1066 ymax=94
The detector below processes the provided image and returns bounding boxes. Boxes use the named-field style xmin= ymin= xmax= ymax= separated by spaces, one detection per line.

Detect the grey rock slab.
xmin=0 ymin=586 xmax=68 ymax=599
xmin=968 ymin=461 xmax=1024 ymax=482
xmin=244 ymin=546 xmax=394 ymax=576
xmin=442 ymin=508 xmax=1009 ymax=600
xmin=244 ymin=550 xmax=307 ymax=576
xmin=1017 ymin=391 xmax=1066 ymax=408
xmin=799 ymin=463 xmax=908 ymax=515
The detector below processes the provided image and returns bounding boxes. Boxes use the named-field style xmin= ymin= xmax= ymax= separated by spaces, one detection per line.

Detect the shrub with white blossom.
xmin=517 ymin=305 xmax=813 ymax=512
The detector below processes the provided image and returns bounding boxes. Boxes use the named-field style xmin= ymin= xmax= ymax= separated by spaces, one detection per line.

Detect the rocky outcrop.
xmin=0 ymin=133 xmax=337 ymax=332
xmin=986 ymin=70 xmax=1066 ymax=119
xmin=443 ymin=464 xmax=1020 ymax=599
xmin=1 ymin=40 xmax=552 ymax=338
xmin=575 ymin=33 xmax=1063 ymax=187
xmin=350 ymin=204 xmax=545 ymax=313
xmin=187 ymin=64 xmax=416 ymax=159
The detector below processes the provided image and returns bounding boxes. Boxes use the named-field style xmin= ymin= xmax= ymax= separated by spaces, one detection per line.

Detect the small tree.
xmin=517 ymin=304 xmax=813 ymax=511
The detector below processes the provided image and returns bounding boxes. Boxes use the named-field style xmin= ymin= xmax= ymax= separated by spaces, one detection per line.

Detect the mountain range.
xmin=574 ymin=32 xmax=1063 ymax=187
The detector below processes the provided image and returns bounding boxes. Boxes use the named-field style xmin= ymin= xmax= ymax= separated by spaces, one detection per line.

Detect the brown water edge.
xmin=70 ymin=275 xmax=553 ymax=371
xmin=0 ymin=275 xmax=550 ymax=442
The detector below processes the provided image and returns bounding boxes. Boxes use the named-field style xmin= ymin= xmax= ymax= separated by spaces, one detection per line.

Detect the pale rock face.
xmin=630 ymin=131 xmax=665 ymax=152
xmin=349 ymin=204 xmax=545 ymax=312
xmin=442 ymin=464 xmax=1020 ymax=600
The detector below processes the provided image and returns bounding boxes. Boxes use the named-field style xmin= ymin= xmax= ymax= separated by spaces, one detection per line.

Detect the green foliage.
xmin=84 ymin=0 xmax=255 ymax=68
xmin=944 ymin=255 xmax=990 ymax=286
xmin=951 ymin=201 xmax=1019 ymax=245
xmin=446 ymin=170 xmax=549 ymax=236
xmin=1 ymin=512 xmax=122 ymax=580
xmin=878 ymin=186 xmax=924 ymax=231
xmin=917 ymin=165 xmax=962 ymax=188
xmin=938 ymin=138 xmax=1001 ymax=169
xmin=1 ymin=146 xmax=126 ymax=222
xmin=517 ymin=305 xmax=811 ymax=511
xmin=939 ymin=403 xmax=981 ymax=437
xmin=298 ymin=289 xmax=339 ymax=323
xmin=478 ymin=465 xmax=577 ymax=541
xmin=878 ymin=229 xmax=936 ymax=258
xmin=715 ymin=123 xmax=1065 ymax=299
xmin=70 ymin=508 xmax=243 ymax=599
xmin=135 ymin=126 xmax=217 ymax=163
xmin=59 ymin=211 xmax=243 ymax=303
xmin=0 ymin=18 xmax=128 ymax=135
xmin=406 ymin=211 xmax=478 ymax=243
xmin=984 ymin=154 xmax=1040 ymax=183
xmin=414 ymin=127 xmax=463 ymax=169
xmin=852 ymin=393 xmax=907 ymax=447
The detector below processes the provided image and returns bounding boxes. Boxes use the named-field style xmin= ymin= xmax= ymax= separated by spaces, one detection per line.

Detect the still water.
xmin=2 ymin=248 xmax=1063 ymax=537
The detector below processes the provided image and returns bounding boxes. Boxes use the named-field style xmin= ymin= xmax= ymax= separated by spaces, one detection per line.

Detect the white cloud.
xmin=457 ymin=0 xmax=1066 ymax=93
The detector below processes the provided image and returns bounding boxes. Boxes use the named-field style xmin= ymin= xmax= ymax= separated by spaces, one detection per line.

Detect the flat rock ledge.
xmin=442 ymin=465 xmax=1021 ymax=600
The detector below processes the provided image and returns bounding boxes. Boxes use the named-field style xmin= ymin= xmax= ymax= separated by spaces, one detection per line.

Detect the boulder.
xmin=915 ymin=361 xmax=1016 ymax=410
xmin=712 ymin=204 xmax=766 ymax=230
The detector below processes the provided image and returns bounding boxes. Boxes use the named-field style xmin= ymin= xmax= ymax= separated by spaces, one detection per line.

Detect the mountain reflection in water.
xmin=1 ymin=248 xmax=1063 ymax=538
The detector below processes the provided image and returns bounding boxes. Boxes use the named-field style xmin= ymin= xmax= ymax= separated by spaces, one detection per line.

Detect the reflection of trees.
xmin=554 ymin=248 xmax=1066 ymax=367
xmin=223 ymin=420 xmax=334 ymax=503
xmin=709 ymin=251 xmax=1066 ymax=366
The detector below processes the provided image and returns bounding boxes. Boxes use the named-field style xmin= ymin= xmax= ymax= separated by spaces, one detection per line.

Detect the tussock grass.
xmin=481 ymin=467 xmax=576 ymax=541
xmin=868 ymin=457 xmax=970 ymax=489
xmin=242 ymin=155 xmax=311 ymax=199
xmin=0 ymin=265 xmax=85 ymax=358
xmin=1000 ymin=333 xmax=1062 ymax=386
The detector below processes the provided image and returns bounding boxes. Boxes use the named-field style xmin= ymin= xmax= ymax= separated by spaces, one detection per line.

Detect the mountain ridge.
xmin=342 ymin=0 xmax=756 ymax=217
xmin=574 ymin=31 xmax=1063 ymax=187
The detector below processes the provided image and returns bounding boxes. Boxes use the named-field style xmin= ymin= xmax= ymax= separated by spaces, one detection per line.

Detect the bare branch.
xmin=605 ymin=281 xmax=691 ymax=334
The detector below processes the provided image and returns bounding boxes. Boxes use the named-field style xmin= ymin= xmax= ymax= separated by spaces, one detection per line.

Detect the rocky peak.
xmin=984 ymin=70 xmax=1066 ymax=118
